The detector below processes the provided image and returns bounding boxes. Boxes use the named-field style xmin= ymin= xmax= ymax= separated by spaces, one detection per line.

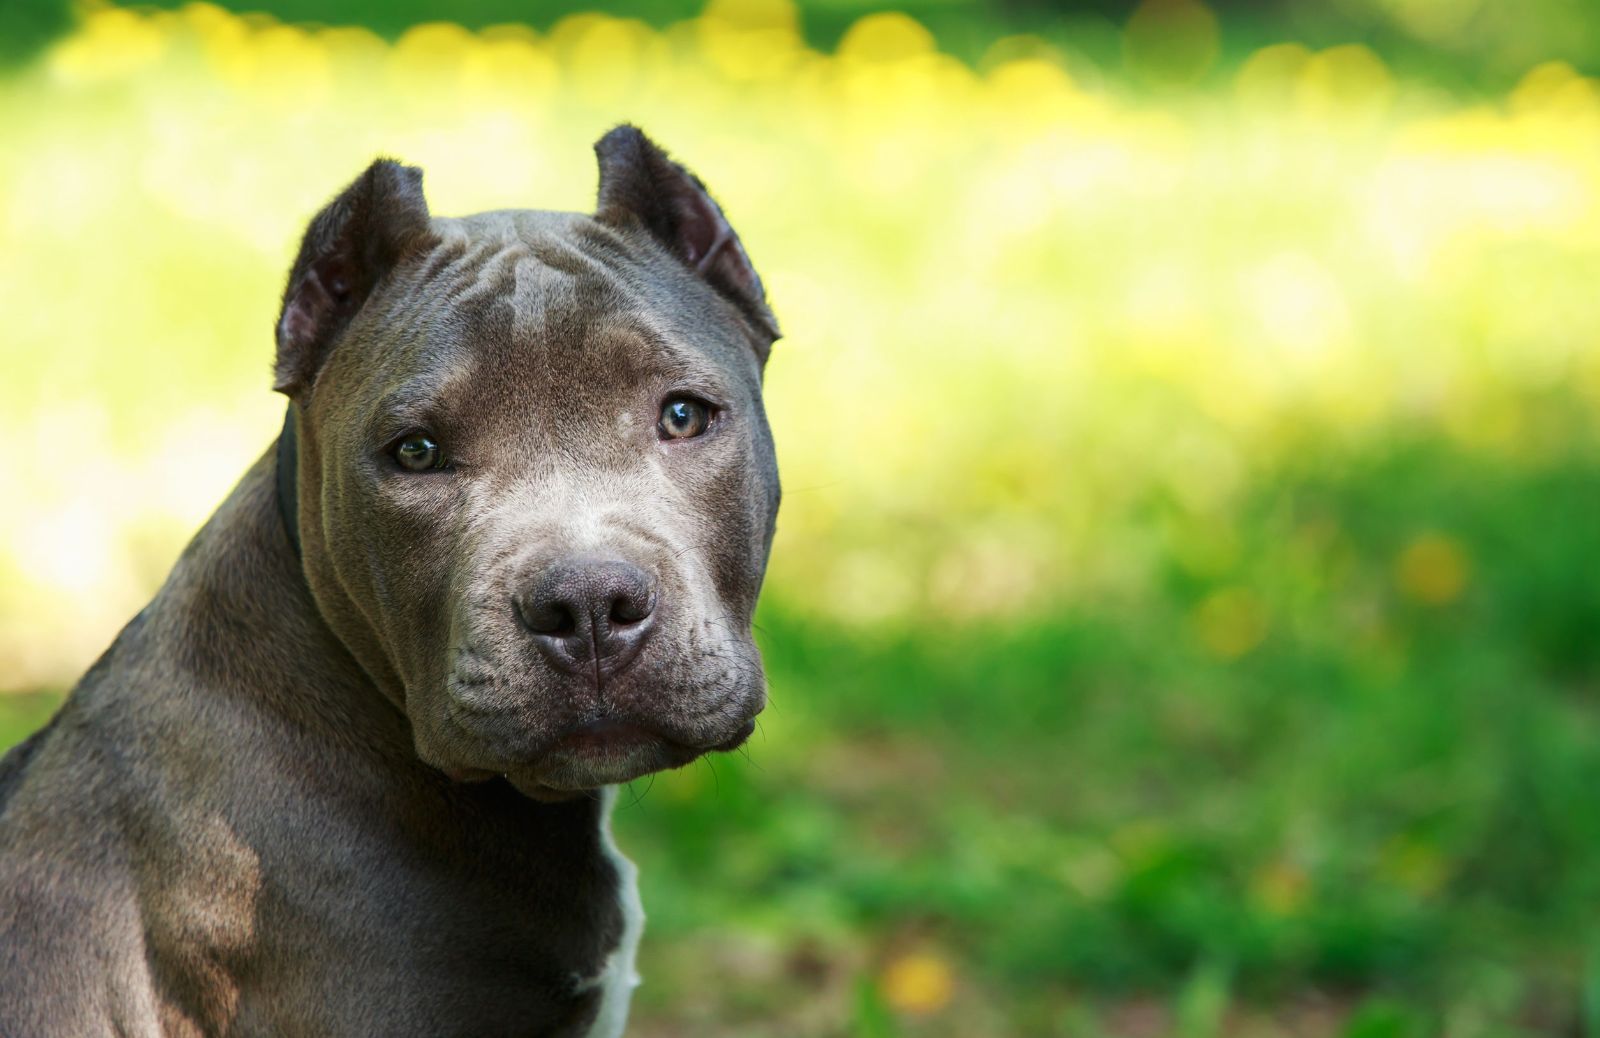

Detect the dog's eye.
xmin=659 ymin=398 xmax=712 ymax=440
xmin=394 ymin=435 xmax=444 ymax=472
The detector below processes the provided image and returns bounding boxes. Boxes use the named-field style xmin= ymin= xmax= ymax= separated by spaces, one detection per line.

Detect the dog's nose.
xmin=514 ymin=558 xmax=658 ymax=678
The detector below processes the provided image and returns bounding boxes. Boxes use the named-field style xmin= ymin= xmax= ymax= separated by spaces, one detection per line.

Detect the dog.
xmin=0 ymin=125 xmax=781 ymax=1037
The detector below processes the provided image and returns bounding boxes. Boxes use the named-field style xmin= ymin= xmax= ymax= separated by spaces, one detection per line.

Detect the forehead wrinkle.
xmin=365 ymin=344 xmax=477 ymax=426
xmin=447 ymin=241 xmax=530 ymax=310
xmin=587 ymin=312 xmax=712 ymax=385
xmin=412 ymin=234 xmax=468 ymax=286
xmin=379 ymin=365 xmax=471 ymax=419
xmin=506 ymin=250 xmax=583 ymax=346
xmin=412 ymin=216 xmax=536 ymax=306
xmin=429 ymin=235 xmax=504 ymax=298
xmin=506 ymin=228 xmax=638 ymax=346
xmin=525 ymin=232 xmax=615 ymax=280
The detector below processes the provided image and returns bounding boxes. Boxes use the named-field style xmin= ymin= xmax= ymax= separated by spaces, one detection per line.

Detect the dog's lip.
xmin=549 ymin=716 xmax=676 ymax=756
xmin=709 ymin=718 xmax=757 ymax=752
xmin=440 ymin=716 xmax=759 ymax=791
xmin=523 ymin=718 xmax=699 ymax=791
xmin=547 ymin=715 xmax=758 ymax=758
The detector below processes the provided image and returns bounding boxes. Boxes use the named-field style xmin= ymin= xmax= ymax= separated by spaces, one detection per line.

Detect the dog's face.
xmin=273 ymin=128 xmax=780 ymax=798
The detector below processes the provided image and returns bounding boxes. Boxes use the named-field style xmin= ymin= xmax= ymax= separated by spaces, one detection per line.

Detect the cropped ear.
xmin=274 ymin=159 xmax=434 ymax=396
xmin=593 ymin=125 xmax=780 ymax=351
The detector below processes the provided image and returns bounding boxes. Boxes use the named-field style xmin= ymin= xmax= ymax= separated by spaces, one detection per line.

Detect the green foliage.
xmin=0 ymin=694 xmax=61 ymax=752
xmin=0 ymin=0 xmax=72 ymax=64
xmin=853 ymin=976 xmax=901 ymax=1038
xmin=1340 ymin=999 xmax=1426 ymax=1038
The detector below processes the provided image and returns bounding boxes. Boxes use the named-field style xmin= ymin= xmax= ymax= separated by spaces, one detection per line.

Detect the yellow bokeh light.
xmin=879 ymin=951 xmax=956 ymax=1015
xmin=1396 ymin=533 xmax=1471 ymax=605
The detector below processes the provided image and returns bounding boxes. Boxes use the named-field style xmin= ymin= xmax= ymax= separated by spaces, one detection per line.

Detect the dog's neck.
xmin=274 ymin=404 xmax=302 ymax=560
xmin=136 ymin=444 xmax=416 ymax=766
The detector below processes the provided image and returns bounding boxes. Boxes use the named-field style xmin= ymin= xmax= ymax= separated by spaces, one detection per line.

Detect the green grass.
xmin=0 ymin=693 xmax=62 ymax=753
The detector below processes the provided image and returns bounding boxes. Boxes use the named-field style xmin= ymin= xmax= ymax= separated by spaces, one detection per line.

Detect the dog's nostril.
xmin=609 ymin=591 xmax=654 ymax=626
xmin=518 ymin=599 xmax=578 ymax=637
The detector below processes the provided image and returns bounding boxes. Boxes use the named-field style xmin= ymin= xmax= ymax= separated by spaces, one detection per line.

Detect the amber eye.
xmin=394 ymin=434 xmax=444 ymax=471
xmin=659 ymin=398 xmax=712 ymax=440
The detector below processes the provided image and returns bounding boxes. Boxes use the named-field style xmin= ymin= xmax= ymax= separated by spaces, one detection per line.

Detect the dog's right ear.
xmin=274 ymin=160 xmax=433 ymax=397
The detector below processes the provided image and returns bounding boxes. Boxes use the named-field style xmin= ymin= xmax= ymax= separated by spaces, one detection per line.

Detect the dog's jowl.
xmin=0 ymin=126 xmax=781 ymax=1037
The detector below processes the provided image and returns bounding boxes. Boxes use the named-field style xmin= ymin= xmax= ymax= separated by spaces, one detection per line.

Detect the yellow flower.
xmin=1396 ymin=533 xmax=1470 ymax=605
xmin=880 ymin=952 xmax=955 ymax=1016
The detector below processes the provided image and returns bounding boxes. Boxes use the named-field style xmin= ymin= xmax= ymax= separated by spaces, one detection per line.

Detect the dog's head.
xmin=272 ymin=127 xmax=780 ymax=799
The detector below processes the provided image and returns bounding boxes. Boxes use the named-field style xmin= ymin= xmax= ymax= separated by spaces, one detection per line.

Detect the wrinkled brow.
xmin=368 ymin=362 xmax=478 ymax=433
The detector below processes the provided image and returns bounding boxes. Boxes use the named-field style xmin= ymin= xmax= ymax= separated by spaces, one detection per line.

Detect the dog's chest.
xmin=204 ymin=778 xmax=640 ymax=1037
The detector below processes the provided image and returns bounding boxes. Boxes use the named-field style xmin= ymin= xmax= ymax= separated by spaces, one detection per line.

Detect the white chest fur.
xmin=581 ymin=786 xmax=645 ymax=1038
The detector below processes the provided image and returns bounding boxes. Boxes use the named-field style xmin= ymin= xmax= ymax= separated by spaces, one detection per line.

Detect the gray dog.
xmin=0 ymin=125 xmax=781 ymax=1037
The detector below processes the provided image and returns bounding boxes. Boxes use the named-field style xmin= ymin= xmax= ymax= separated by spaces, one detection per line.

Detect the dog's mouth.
xmin=444 ymin=716 xmax=757 ymax=800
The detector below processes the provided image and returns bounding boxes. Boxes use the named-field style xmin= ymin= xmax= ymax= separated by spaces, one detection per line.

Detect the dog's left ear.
xmin=594 ymin=125 xmax=780 ymax=352
xmin=274 ymin=159 xmax=435 ymax=396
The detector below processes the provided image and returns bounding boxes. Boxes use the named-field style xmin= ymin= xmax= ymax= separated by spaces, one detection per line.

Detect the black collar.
xmin=275 ymin=405 xmax=302 ymax=559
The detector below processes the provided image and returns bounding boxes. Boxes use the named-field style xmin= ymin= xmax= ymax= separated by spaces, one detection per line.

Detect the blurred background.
xmin=3 ymin=0 xmax=1600 ymax=1034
